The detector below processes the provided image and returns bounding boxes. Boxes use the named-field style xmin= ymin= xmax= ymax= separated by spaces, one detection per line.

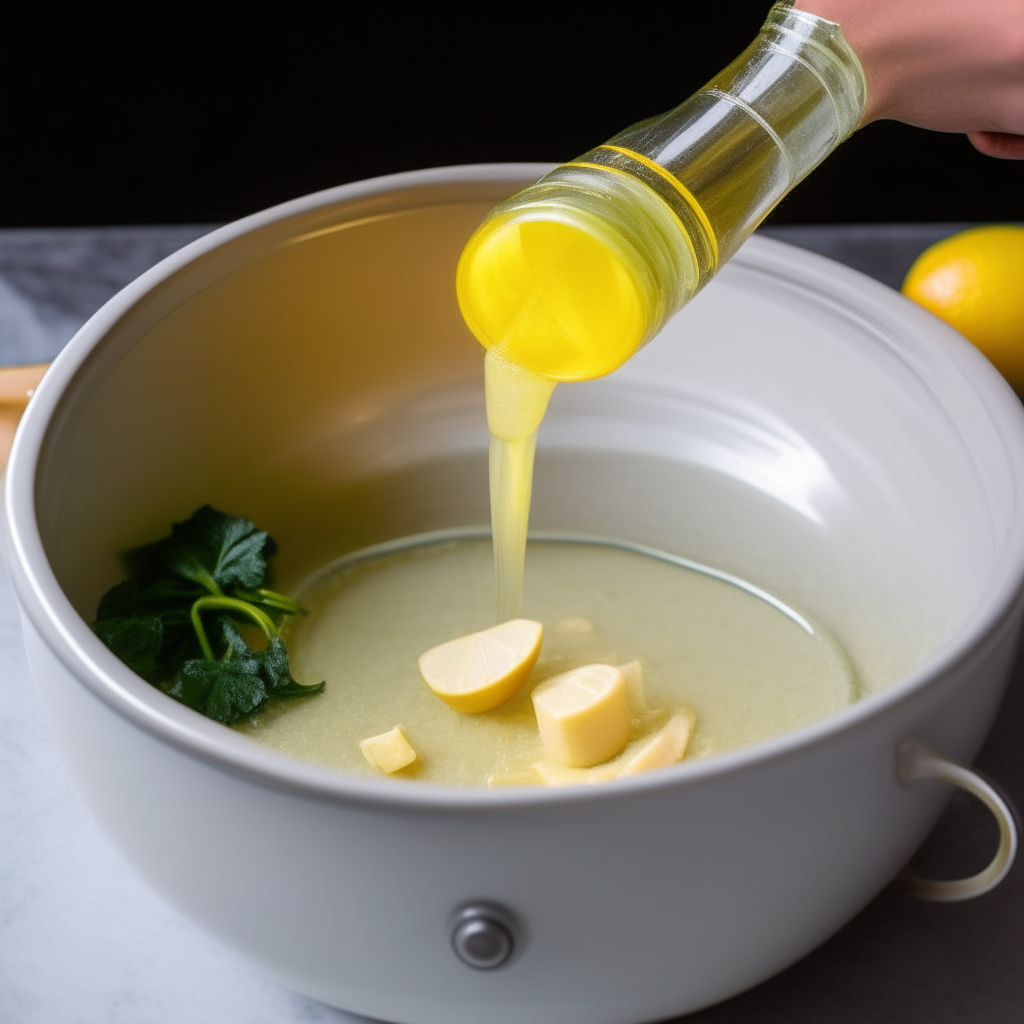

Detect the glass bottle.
xmin=456 ymin=2 xmax=867 ymax=382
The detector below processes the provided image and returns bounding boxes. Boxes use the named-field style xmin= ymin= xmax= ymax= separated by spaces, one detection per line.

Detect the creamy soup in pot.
xmin=238 ymin=535 xmax=859 ymax=787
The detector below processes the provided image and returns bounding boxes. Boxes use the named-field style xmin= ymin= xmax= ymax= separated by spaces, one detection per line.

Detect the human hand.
xmin=794 ymin=0 xmax=1024 ymax=158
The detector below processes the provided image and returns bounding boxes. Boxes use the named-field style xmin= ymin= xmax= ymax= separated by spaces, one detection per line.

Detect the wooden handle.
xmin=0 ymin=363 xmax=50 ymax=472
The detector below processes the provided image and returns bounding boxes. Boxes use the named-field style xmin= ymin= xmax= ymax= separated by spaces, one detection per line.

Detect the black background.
xmin=4 ymin=2 xmax=1021 ymax=228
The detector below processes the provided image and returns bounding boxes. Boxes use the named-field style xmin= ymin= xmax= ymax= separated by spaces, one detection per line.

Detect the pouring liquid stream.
xmin=485 ymin=351 xmax=555 ymax=621
xmin=478 ymin=219 xmax=654 ymax=621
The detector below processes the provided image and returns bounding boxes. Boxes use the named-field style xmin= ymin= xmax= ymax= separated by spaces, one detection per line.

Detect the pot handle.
xmin=897 ymin=737 xmax=1018 ymax=902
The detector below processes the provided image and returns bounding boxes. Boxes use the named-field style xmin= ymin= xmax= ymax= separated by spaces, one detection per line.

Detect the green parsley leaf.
xmin=92 ymin=505 xmax=323 ymax=726
xmin=257 ymin=635 xmax=325 ymax=699
xmin=93 ymin=614 xmax=164 ymax=683
xmin=170 ymin=657 xmax=269 ymax=724
xmin=95 ymin=578 xmax=205 ymax=680
xmin=134 ymin=505 xmax=275 ymax=594
xmin=218 ymin=619 xmax=325 ymax=702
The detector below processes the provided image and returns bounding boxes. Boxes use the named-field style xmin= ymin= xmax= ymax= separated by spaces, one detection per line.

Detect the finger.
xmin=967 ymin=131 xmax=1024 ymax=160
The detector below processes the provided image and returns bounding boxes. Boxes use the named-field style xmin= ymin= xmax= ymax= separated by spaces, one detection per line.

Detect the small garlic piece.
xmin=532 ymin=663 xmax=631 ymax=767
xmin=418 ymin=619 xmax=543 ymax=713
xmin=359 ymin=725 xmax=418 ymax=774
xmin=534 ymin=709 xmax=697 ymax=786
xmin=616 ymin=711 xmax=695 ymax=777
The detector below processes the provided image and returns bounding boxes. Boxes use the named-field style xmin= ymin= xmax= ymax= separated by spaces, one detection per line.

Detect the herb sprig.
xmin=93 ymin=505 xmax=324 ymax=724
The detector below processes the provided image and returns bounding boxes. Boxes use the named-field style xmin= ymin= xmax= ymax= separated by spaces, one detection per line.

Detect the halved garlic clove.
xmin=419 ymin=619 xmax=543 ymax=713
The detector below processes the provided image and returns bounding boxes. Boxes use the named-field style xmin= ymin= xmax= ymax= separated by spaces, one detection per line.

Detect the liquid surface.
xmin=239 ymin=537 xmax=858 ymax=787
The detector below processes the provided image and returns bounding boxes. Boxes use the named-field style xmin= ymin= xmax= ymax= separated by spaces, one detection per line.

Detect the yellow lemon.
xmin=418 ymin=619 xmax=543 ymax=713
xmin=901 ymin=225 xmax=1024 ymax=391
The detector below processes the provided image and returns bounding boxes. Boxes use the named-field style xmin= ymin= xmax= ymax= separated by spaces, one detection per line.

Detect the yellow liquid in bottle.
xmin=459 ymin=215 xmax=651 ymax=382
xmin=460 ymin=213 xmax=659 ymax=620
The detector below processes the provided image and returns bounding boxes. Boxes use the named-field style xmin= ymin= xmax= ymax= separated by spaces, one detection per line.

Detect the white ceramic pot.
xmin=4 ymin=165 xmax=1024 ymax=1024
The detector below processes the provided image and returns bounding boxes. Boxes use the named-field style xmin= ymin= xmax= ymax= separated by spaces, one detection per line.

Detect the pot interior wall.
xmin=35 ymin=193 xmax=1000 ymax=696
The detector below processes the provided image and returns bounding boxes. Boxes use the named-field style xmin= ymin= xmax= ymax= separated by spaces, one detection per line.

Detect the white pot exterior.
xmin=4 ymin=165 xmax=1024 ymax=1024
xmin=17 ymin=605 xmax=1022 ymax=1024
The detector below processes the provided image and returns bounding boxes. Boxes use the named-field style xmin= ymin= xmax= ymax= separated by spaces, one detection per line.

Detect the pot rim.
xmin=5 ymin=163 xmax=1024 ymax=813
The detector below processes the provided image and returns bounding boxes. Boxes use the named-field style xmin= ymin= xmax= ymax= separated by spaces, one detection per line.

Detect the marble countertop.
xmin=1 ymin=224 xmax=1021 ymax=1024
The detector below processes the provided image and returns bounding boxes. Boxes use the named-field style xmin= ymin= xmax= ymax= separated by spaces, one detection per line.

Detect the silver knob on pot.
xmin=449 ymin=902 xmax=516 ymax=969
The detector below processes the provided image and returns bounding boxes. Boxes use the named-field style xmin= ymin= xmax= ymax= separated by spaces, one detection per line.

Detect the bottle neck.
xmin=572 ymin=3 xmax=866 ymax=275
